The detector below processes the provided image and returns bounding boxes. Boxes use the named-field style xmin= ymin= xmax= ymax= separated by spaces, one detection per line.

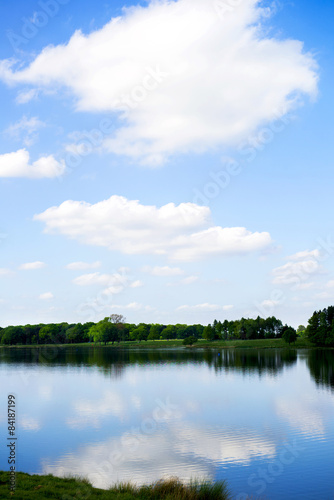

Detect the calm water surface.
xmin=1 ymin=347 xmax=334 ymax=499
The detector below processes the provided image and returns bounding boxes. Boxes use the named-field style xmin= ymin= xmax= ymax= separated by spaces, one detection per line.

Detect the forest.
xmin=0 ymin=307 xmax=333 ymax=346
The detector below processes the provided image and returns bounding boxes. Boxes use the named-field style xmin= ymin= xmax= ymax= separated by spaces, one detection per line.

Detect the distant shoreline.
xmin=0 ymin=338 xmax=328 ymax=349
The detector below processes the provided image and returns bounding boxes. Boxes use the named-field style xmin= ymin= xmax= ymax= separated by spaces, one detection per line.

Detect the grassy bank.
xmin=0 ymin=337 xmax=314 ymax=349
xmin=0 ymin=472 xmax=232 ymax=499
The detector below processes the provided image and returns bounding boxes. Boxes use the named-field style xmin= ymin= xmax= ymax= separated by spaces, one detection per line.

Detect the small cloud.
xmin=260 ymin=299 xmax=280 ymax=308
xmin=0 ymin=268 xmax=11 ymax=275
xmin=142 ymin=266 xmax=184 ymax=276
xmin=177 ymin=303 xmax=222 ymax=312
xmin=66 ymin=261 xmax=101 ymax=270
xmin=73 ymin=271 xmax=128 ymax=288
xmin=287 ymin=249 xmax=321 ymax=261
xmin=180 ymin=276 xmax=198 ymax=285
xmin=223 ymin=305 xmax=234 ymax=311
xmin=315 ymin=291 xmax=333 ymax=300
xmin=294 ymin=282 xmax=315 ymax=291
xmin=19 ymin=261 xmax=46 ymax=270
xmin=112 ymin=302 xmax=143 ymax=311
xmin=15 ymin=89 xmax=39 ymax=104
xmin=39 ymin=292 xmax=54 ymax=300
xmin=4 ymin=115 xmax=45 ymax=146
xmin=130 ymin=280 xmax=143 ymax=288
xmin=272 ymin=249 xmax=323 ymax=287
xmin=0 ymin=149 xmax=65 ymax=179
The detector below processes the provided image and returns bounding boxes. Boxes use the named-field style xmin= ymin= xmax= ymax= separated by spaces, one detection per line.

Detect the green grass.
xmin=84 ymin=337 xmax=313 ymax=349
xmin=196 ymin=337 xmax=313 ymax=349
xmin=0 ymin=337 xmax=315 ymax=349
xmin=0 ymin=472 xmax=234 ymax=500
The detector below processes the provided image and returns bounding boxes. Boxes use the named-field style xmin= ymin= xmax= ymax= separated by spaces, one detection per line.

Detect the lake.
xmin=1 ymin=346 xmax=334 ymax=499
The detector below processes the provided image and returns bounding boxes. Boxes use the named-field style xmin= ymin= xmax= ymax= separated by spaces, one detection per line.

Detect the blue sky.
xmin=0 ymin=0 xmax=333 ymax=328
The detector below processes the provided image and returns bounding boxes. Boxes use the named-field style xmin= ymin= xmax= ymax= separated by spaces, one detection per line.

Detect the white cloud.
xmin=66 ymin=261 xmax=101 ymax=270
xmin=15 ymin=88 xmax=39 ymax=104
xmin=72 ymin=269 xmax=141 ymax=297
xmin=287 ymin=249 xmax=321 ymax=261
xmin=315 ymin=291 xmax=334 ymax=300
xmin=259 ymin=299 xmax=280 ymax=309
xmin=39 ymin=292 xmax=54 ymax=300
xmin=73 ymin=271 xmax=127 ymax=287
xmin=130 ymin=280 xmax=143 ymax=288
xmin=4 ymin=116 xmax=45 ymax=146
xmin=295 ymin=282 xmax=315 ymax=291
xmin=0 ymin=0 xmax=317 ymax=165
xmin=326 ymin=280 xmax=334 ymax=288
xmin=143 ymin=265 xmax=185 ymax=276
xmin=272 ymin=249 xmax=323 ymax=286
xmin=0 ymin=268 xmax=11 ymax=276
xmin=111 ymin=302 xmax=151 ymax=311
xmin=0 ymin=149 xmax=65 ymax=178
xmin=180 ymin=276 xmax=198 ymax=285
xmin=34 ymin=195 xmax=272 ymax=261
xmin=177 ymin=303 xmax=223 ymax=312
xmin=19 ymin=261 xmax=46 ymax=270
xmin=223 ymin=305 xmax=234 ymax=311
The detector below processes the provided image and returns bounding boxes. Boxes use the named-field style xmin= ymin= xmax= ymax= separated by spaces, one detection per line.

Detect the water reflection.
xmin=0 ymin=346 xmax=298 ymax=379
xmin=1 ymin=347 xmax=334 ymax=499
xmin=43 ymin=423 xmax=277 ymax=488
xmin=307 ymin=350 xmax=334 ymax=391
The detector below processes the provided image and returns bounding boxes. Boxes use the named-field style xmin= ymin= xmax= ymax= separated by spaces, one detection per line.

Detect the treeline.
xmin=0 ymin=313 xmax=290 ymax=346
xmin=306 ymin=306 xmax=334 ymax=346
xmin=203 ymin=316 xmax=284 ymax=341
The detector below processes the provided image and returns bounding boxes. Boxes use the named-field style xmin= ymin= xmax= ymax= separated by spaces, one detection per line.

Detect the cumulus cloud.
xmin=72 ymin=269 xmax=142 ymax=297
xmin=39 ymin=292 xmax=54 ymax=300
xmin=0 ymin=149 xmax=65 ymax=178
xmin=0 ymin=0 xmax=318 ymax=164
xmin=66 ymin=261 xmax=101 ymax=270
xmin=34 ymin=195 xmax=272 ymax=261
xmin=73 ymin=272 xmax=122 ymax=286
xmin=19 ymin=261 xmax=46 ymax=270
xmin=272 ymin=249 xmax=323 ymax=287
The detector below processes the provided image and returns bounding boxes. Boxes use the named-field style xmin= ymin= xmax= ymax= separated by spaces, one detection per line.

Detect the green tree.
xmin=183 ymin=336 xmax=198 ymax=346
xmin=1 ymin=326 xmax=24 ymax=345
xmin=131 ymin=325 xmax=149 ymax=342
xmin=39 ymin=324 xmax=60 ymax=344
xmin=203 ymin=324 xmax=215 ymax=341
xmin=148 ymin=324 xmax=163 ymax=340
xmin=306 ymin=307 xmax=334 ymax=346
xmin=282 ymin=326 xmax=297 ymax=345
xmin=161 ymin=325 xmax=176 ymax=340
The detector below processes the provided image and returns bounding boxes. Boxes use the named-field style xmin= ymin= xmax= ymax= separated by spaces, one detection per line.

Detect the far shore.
xmin=0 ymin=338 xmax=326 ymax=349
